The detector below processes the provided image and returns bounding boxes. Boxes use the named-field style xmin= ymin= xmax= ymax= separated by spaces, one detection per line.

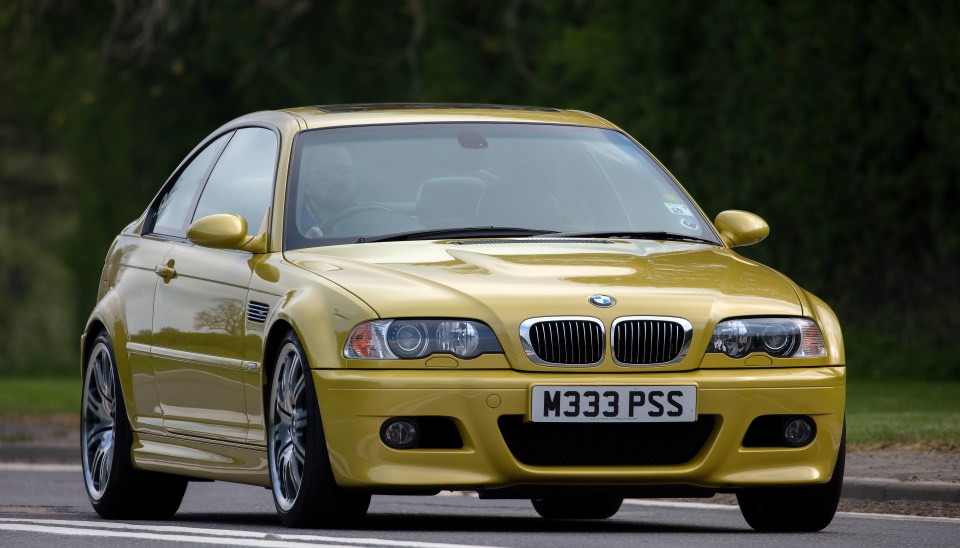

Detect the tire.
xmin=268 ymin=332 xmax=371 ymax=528
xmin=531 ymin=496 xmax=623 ymax=519
xmin=82 ymin=331 xmax=187 ymax=519
xmin=736 ymin=424 xmax=846 ymax=532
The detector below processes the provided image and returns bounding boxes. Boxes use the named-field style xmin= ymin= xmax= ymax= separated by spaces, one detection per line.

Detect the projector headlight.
xmin=345 ymin=319 xmax=502 ymax=359
xmin=708 ymin=317 xmax=825 ymax=359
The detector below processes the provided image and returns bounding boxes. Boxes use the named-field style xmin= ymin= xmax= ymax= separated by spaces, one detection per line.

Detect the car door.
xmin=152 ymin=126 xmax=278 ymax=443
xmin=124 ymin=132 xmax=232 ymax=434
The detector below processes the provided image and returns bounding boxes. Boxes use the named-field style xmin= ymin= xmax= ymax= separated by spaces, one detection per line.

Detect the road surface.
xmin=1 ymin=464 xmax=957 ymax=547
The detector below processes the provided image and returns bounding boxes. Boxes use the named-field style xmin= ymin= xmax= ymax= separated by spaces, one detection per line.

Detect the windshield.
xmin=283 ymin=123 xmax=719 ymax=249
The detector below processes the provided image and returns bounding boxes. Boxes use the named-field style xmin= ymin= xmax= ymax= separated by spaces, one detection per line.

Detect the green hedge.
xmin=1 ymin=1 xmax=957 ymax=379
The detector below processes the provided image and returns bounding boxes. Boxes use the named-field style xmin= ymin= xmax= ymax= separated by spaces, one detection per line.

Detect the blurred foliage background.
xmin=0 ymin=0 xmax=957 ymax=379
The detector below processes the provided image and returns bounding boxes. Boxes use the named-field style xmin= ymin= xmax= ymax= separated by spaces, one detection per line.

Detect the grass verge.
xmin=0 ymin=377 xmax=79 ymax=415
xmin=847 ymin=379 xmax=960 ymax=450
xmin=1 ymin=376 xmax=958 ymax=450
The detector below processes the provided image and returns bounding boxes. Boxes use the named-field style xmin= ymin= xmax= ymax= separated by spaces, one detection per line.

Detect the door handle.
xmin=154 ymin=264 xmax=177 ymax=280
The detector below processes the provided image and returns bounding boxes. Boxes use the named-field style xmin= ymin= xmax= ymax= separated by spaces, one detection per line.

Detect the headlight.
xmin=345 ymin=319 xmax=503 ymax=359
xmin=708 ymin=318 xmax=826 ymax=358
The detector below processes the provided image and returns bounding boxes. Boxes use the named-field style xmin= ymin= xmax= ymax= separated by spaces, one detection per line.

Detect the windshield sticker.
xmin=679 ymin=218 xmax=700 ymax=231
xmin=664 ymin=203 xmax=692 ymax=216
xmin=662 ymin=193 xmax=680 ymax=201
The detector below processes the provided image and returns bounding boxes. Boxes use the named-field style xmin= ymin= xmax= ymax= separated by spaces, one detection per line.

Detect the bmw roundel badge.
xmin=588 ymin=294 xmax=616 ymax=307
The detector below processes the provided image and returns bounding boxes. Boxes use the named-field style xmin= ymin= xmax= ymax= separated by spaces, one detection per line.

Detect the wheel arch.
xmin=261 ymin=318 xmax=296 ymax=412
xmin=81 ymin=290 xmax=136 ymax=426
xmin=81 ymin=318 xmax=109 ymax=379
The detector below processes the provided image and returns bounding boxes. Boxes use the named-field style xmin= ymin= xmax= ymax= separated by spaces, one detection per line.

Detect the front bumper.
xmin=314 ymin=366 xmax=845 ymax=492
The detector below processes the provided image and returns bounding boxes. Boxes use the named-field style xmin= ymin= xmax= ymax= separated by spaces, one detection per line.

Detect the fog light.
xmin=381 ymin=418 xmax=420 ymax=449
xmin=782 ymin=417 xmax=815 ymax=447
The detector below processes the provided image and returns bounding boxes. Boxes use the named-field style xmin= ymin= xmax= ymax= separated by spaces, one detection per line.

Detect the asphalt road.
xmin=1 ymin=465 xmax=957 ymax=548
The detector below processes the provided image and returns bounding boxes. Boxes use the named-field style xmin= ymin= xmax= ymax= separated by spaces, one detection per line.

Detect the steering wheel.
xmin=319 ymin=204 xmax=403 ymax=237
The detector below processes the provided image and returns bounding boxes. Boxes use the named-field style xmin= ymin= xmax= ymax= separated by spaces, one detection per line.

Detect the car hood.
xmin=286 ymin=239 xmax=802 ymax=369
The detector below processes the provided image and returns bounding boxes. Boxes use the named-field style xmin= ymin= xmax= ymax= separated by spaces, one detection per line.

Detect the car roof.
xmin=272 ymin=103 xmax=618 ymax=130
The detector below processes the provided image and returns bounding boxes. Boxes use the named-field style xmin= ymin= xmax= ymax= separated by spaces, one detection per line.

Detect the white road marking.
xmin=0 ymin=518 xmax=505 ymax=548
xmin=0 ymin=463 xmax=81 ymax=472
xmin=623 ymin=499 xmax=960 ymax=524
xmin=0 ymin=524 xmax=358 ymax=547
xmin=623 ymin=499 xmax=738 ymax=511
xmin=836 ymin=511 xmax=960 ymax=524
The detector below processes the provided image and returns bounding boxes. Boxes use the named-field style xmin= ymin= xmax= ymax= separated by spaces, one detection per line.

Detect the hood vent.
xmin=247 ymin=301 xmax=269 ymax=324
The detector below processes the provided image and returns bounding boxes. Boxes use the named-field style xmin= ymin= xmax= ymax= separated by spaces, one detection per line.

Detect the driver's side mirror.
xmin=714 ymin=210 xmax=769 ymax=248
xmin=187 ymin=214 xmax=249 ymax=250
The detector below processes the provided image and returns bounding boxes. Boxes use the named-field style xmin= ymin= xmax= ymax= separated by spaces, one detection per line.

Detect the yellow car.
xmin=81 ymin=104 xmax=844 ymax=531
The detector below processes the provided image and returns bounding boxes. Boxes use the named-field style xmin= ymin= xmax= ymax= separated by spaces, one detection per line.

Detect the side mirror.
xmin=187 ymin=214 xmax=249 ymax=249
xmin=714 ymin=210 xmax=769 ymax=248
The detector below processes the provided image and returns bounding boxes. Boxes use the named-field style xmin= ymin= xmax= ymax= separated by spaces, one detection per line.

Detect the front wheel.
xmin=82 ymin=331 xmax=187 ymax=519
xmin=736 ymin=425 xmax=846 ymax=532
xmin=268 ymin=332 xmax=371 ymax=528
xmin=531 ymin=496 xmax=623 ymax=519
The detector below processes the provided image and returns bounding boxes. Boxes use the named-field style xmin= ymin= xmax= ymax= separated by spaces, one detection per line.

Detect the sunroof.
xmin=308 ymin=103 xmax=562 ymax=114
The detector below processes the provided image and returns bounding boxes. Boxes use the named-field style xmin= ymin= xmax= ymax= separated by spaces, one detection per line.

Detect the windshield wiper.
xmin=358 ymin=226 xmax=557 ymax=243
xmin=550 ymin=230 xmax=720 ymax=246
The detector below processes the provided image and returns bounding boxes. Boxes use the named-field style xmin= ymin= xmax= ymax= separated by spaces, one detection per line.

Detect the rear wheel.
xmin=736 ymin=425 xmax=846 ymax=532
xmin=268 ymin=332 xmax=371 ymax=528
xmin=82 ymin=331 xmax=187 ymax=519
xmin=531 ymin=496 xmax=623 ymax=519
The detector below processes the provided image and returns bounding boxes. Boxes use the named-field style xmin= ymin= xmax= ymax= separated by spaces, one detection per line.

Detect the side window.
xmin=192 ymin=127 xmax=278 ymax=236
xmin=153 ymin=133 xmax=231 ymax=236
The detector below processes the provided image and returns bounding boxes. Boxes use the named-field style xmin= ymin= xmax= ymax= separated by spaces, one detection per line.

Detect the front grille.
xmin=612 ymin=317 xmax=691 ymax=365
xmin=498 ymin=415 xmax=715 ymax=466
xmin=520 ymin=317 xmax=604 ymax=366
xmin=247 ymin=301 xmax=269 ymax=323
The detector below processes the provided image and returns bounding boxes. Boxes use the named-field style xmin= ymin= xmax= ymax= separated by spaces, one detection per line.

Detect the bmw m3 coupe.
xmin=81 ymin=103 xmax=845 ymax=531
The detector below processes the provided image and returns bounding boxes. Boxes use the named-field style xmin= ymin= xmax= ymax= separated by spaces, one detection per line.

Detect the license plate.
xmin=531 ymin=385 xmax=697 ymax=423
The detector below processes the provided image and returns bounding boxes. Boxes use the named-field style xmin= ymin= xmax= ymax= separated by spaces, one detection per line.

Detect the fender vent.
xmin=247 ymin=302 xmax=269 ymax=323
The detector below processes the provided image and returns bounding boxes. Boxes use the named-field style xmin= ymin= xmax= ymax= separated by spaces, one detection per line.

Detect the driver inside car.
xmin=298 ymin=145 xmax=358 ymax=238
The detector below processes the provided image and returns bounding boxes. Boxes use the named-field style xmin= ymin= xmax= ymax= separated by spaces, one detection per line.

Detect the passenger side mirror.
xmin=714 ymin=210 xmax=769 ymax=248
xmin=187 ymin=214 xmax=249 ymax=250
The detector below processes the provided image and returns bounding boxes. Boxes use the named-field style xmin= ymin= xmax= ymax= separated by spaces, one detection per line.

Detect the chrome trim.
xmin=242 ymin=360 xmax=261 ymax=371
xmin=151 ymin=346 xmax=245 ymax=370
xmin=126 ymin=342 xmax=151 ymax=355
xmin=610 ymin=316 xmax=693 ymax=367
xmin=518 ymin=316 xmax=605 ymax=367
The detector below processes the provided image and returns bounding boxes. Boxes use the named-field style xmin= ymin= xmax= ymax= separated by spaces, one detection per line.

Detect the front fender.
xmin=269 ymin=273 xmax=379 ymax=371
xmin=81 ymin=288 xmax=139 ymax=428
xmin=798 ymin=289 xmax=845 ymax=366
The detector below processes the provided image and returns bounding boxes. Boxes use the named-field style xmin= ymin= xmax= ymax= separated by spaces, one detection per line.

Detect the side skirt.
xmin=132 ymin=431 xmax=270 ymax=487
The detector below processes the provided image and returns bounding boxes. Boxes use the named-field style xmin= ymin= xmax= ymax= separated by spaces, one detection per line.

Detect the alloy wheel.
xmin=270 ymin=343 xmax=309 ymax=511
xmin=82 ymin=341 xmax=116 ymax=500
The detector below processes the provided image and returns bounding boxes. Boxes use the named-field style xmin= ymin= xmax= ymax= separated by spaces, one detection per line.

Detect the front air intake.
xmin=498 ymin=415 xmax=715 ymax=466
